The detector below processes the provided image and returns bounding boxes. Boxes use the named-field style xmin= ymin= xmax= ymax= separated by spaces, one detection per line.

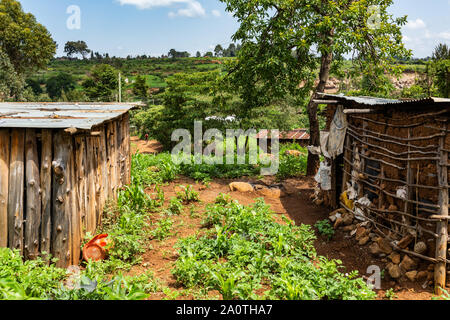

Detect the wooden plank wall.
xmin=0 ymin=115 xmax=131 ymax=268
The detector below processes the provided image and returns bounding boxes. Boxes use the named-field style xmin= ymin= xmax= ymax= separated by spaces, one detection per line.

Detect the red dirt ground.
xmin=128 ymin=138 xmax=436 ymax=300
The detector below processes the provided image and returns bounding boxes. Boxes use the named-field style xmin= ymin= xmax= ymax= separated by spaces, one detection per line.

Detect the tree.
xmin=82 ymin=64 xmax=122 ymax=101
xmin=204 ymin=52 xmax=214 ymax=58
xmin=132 ymin=75 xmax=149 ymax=99
xmin=25 ymin=78 xmax=43 ymax=96
xmin=64 ymin=41 xmax=90 ymax=58
xmin=432 ymin=43 xmax=450 ymax=61
xmin=0 ymin=0 xmax=56 ymax=74
xmin=46 ymin=72 xmax=76 ymax=100
xmin=0 ymin=48 xmax=24 ymax=101
xmin=196 ymin=51 xmax=202 ymax=58
xmin=220 ymin=0 xmax=410 ymax=175
xmin=214 ymin=44 xmax=224 ymax=57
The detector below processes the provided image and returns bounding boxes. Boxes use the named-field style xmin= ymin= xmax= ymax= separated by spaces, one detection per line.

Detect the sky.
xmin=17 ymin=0 xmax=450 ymax=58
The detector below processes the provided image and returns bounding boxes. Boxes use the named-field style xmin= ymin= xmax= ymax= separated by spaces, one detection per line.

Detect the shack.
xmin=256 ymin=129 xmax=310 ymax=147
xmin=314 ymin=94 xmax=450 ymax=293
xmin=0 ymin=102 xmax=140 ymax=267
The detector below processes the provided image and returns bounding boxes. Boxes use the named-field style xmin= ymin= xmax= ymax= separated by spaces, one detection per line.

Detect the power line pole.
xmin=118 ymin=72 xmax=122 ymax=103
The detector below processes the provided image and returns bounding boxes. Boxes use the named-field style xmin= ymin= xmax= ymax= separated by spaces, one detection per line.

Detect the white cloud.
xmin=439 ymin=32 xmax=450 ymax=40
xmin=118 ymin=0 xmax=206 ymax=18
xmin=212 ymin=9 xmax=221 ymax=17
xmin=405 ymin=18 xmax=426 ymax=30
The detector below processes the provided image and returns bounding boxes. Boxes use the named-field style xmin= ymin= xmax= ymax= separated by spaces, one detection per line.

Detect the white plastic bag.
xmin=315 ymin=162 xmax=332 ymax=191
xmin=355 ymin=196 xmax=371 ymax=221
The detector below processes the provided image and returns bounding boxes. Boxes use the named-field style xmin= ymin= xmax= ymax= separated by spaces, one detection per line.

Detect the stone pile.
xmin=328 ymin=208 xmax=434 ymax=286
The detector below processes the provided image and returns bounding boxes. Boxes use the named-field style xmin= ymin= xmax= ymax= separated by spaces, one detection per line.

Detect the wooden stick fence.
xmin=340 ymin=111 xmax=450 ymax=294
xmin=0 ymin=114 xmax=131 ymax=268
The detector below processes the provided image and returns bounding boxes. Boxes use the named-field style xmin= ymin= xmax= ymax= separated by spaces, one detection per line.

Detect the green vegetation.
xmin=315 ymin=220 xmax=335 ymax=241
xmin=172 ymin=197 xmax=375 ymax=300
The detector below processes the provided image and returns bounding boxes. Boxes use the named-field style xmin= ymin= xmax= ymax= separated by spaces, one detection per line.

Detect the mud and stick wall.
xmin=338 ymin=107 xmax=449 ymax=291
xmin=0 ymin=114 xmax=131 ymax=267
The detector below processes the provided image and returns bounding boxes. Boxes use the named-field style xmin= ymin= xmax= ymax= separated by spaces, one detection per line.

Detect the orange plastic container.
xmin=82 ymin=234 xmax=112 ymax=262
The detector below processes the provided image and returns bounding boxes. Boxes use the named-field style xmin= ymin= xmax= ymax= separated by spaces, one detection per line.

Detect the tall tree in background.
xmin=220 ymin=0 xmax=410 ymax=175
xmin=432 ymin=43 xmax=450 ymax=61
xmin=214 ymin=45 xmax=224 ymax=57
xmin=64 ymin=41 xmax=91 ymax=59
xmin=0 ymin=0 xmax=56 ymax=99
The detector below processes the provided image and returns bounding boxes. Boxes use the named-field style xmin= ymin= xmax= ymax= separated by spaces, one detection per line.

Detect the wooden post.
xmin=99 ymin=127 xmax=109 ymax=205
xmin=342 ymin=133 xmax=351 ymax=194
xmin=0 ymin=129 xmax=10 ymax=248
xmin=435 ymin=124 xmax=449 ymax=295
xmin=51 ymin=132 xmax=72 ymax=268
xmin=8 ymin=129 xmax=25 ymax=253
xmin=75 ymin=136 xmax=87 ymax=240
xmin=69 ymin=139 xmax=80 ymax=266
xmin=40 ymin=130 xmax=52 ymax=254
xmin=24 ymin=129 xmax=41 ymax=260
xmin=124 ymin=113 xmax=131 ymax=185
xmin=86 ymin=136 xmax=97 ymax=235
xmin=358 ymin=120 xmax=368 ymax=198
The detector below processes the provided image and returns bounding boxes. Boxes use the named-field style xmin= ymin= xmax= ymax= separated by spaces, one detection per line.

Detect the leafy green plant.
xmin=165 ymin=197 xmax=184 ymax=216
xmin=151 ymin=218 xmax=174 ymax=241
xmin=172 ymin=199 xmax=376 ymax=300
xmin=176 ymin=185 xmax=200 ymax=203
xmin=315 ymin=220 xmax=335 ymax=241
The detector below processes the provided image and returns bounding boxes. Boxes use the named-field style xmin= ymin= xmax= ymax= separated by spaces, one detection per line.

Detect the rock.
xmin=416 ymin=271 xmax=428 ymax=281
xmin=355 ymin=227 xmax=368 ymax=241
xmin=377 ymin=238 xmax=393 ymax=255
xmin=258 ymin=187 xmax=286 ymax=198
xmin=399 ymin=255 xmax=417 ymax=272
xmin=285 ymin=150 xmax=303 ymax=157
xmin=389 ymin=252 xmax=401 ymax=264
xmin=388 ymin=204 xmax=398 ymax=212
xmin=229 ymin=182 xmax=254 ymax=193
xmin=387 ymin=263 xmax=402 ymax=279
xmin=282 ymin=183 xmax=297 ymax=195
xmin=329 ymin=213 xmax=341 ymax=223
xmin=334 ymin=217 xmax=344 ymax=229
xmin=342 ymin=224 xmax=356 ymax=232
xmin=369 ymin=233 xmax=378 ymax=241
xmin=342 ymin=212 xmax=354 ymax=226
xmin=414 ymin=242 xmax=427 ymax=255
xmin=359 ymin=236 xmax=370 ymax=246
xmin=397 ymin=235 xmax=414 ymax=249
xmin=405 ymin=271 xmax=418 ymax=282
xmin=329 ymin=208 xmax=346 ymax=217
xmin=369 ymin=242 xmax=381 ymax=255
xmin=314 ymin=199 xmax=324 ymax=206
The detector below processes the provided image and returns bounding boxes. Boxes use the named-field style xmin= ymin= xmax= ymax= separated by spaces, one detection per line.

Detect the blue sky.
xmin=18 ymin=0 xmax=450 ymax=58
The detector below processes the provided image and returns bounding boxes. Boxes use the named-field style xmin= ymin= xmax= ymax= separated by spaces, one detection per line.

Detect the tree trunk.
xmin=306 ymin=50 xmax=333 ymax=176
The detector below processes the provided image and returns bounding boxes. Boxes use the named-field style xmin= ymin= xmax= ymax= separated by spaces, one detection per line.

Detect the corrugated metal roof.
xmin=318 ymin=93 xmax=450 ymax=108
xmin=256 ymin=129 xmax=310 ymax=140
xmin=0 ymin=102 xmax=141 ymax=130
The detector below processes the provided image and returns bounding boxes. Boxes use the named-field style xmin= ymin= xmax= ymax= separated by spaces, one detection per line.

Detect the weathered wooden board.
xmin=86 ymin=136 xmax=97 ymax=235
xmin=0 ymin=129 xmax=10 ymax=247
xmin=75 ymin=136 xmax=87 ymax=240
xmin=40 ymin=129 xmax=52 ymax=254
xmin=24 ymin=129 xmax=41 ymax=260
xmin=69 ymin=138 xmax=80 ymax=266
xmin=8 ymin=129 xmax=25 ymax=253
xmin=51 ymin=132 xmax=72 ymax=268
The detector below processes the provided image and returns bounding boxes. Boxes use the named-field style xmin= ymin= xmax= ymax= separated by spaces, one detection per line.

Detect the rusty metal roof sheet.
xmin=0 ymin=102 xmax=142 ymax=130
xmin=256 ymin=129 xmax=310 ymax=140
xmin=317 ymin=93 xmax=450 ymax=108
